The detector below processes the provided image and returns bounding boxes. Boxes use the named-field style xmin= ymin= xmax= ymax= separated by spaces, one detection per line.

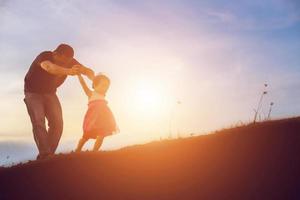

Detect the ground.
xmin=0 ymin=117 xmax=299 ymax=200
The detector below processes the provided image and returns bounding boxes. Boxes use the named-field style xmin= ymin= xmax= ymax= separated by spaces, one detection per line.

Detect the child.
xmin=75 ymin=73 xmax=118 ymax=152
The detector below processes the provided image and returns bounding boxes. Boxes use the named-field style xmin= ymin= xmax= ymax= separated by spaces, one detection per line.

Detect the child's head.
xmin=92 ymin=74 xmax=110 ymax=95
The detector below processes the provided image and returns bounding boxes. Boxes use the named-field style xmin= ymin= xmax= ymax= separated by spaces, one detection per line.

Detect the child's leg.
xmin=93 ymin=136 xmax=104 ymax=151
xmin=75 ymin=137 xmax=88 ymax=152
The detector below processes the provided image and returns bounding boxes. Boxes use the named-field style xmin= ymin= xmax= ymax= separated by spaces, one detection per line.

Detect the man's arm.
xmin=40 ymin=60 xmax=79 ymax=76
xmin=77 ymin=74 xmax=92 ymax=97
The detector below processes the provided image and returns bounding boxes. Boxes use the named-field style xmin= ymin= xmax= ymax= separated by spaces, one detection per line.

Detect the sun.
xmin=131 ymin=82 xmax=168 ymax=117
xmin=136 ymin=87 xmax=160 ymax=110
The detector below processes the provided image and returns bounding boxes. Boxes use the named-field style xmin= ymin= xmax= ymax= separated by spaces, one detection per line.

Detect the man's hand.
xmin=72 ymin=64 xmax=95 ymax=80
xmin=69 ymin=65 xmax=81 ymax=76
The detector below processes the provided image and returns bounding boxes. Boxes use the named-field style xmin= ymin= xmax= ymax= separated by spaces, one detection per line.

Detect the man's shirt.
xmin=24 ymin=51 xmax=79 ymax=94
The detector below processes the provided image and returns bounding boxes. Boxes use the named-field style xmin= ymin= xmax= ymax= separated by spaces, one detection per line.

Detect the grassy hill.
xmin=0 ymin=117 xmax=300 ymax=200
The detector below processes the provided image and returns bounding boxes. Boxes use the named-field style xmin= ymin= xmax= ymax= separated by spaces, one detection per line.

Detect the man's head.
xmin=93 ymin=74 xmax=111 ymax=95
xmin=53 ymin=44 xmax=74 ymax=65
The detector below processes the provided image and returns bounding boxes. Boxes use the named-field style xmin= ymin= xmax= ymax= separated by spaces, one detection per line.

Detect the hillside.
xmin=0 ymin=117 xmax=300 ymax=200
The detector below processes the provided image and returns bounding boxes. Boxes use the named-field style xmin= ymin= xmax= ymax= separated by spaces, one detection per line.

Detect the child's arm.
xmin=82 ymin=65 xmax=95 ymax=81
xmin=77 ymin=74 xmax=92 ymax=97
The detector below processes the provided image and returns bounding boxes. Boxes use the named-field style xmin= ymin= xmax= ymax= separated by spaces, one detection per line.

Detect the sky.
xmin=0 ymin=0 xmax=300 ymax=165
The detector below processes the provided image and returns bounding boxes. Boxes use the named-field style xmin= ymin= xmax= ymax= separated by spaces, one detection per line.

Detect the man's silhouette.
xmin=24 ymin=44 xmax=94 ymax=159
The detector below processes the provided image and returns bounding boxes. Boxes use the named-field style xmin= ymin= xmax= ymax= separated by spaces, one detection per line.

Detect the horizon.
xmin=1 ymin=0 xmax=300 ymax=165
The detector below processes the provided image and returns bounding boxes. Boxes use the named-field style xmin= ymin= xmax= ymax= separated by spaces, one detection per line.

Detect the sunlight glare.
xmin=132 ymin=81 xmax=168 ymax=117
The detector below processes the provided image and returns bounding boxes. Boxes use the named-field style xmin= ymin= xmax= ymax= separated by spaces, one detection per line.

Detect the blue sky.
xmin=0 ymin=0 xmax=299 ymax=164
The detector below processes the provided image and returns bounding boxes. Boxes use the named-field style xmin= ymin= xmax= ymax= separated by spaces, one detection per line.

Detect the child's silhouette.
xmin=75 ymin=73 xmax=118 ymax=152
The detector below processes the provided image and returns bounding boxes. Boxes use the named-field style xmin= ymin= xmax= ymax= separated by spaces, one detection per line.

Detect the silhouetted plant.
xmin=253 ymin=84 xmax=268 ymax=123
xmin=267 ymin=102 xmax=274 ymax=120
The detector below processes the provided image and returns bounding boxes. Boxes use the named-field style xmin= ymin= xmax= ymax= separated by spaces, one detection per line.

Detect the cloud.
xmin=0 ymin=0 xmax=9 ymax=8
xmin=206 ymin=10 xmax=236 ymax=23
xmin=200 ymin=0 xmax=300 ymax=31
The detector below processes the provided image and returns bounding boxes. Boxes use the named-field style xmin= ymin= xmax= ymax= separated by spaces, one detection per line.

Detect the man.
xmin=24 ymin=44 xmax=94 ymax=159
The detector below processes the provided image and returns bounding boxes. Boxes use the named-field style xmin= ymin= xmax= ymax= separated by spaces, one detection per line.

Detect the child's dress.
xmin=82 ymin=91 xmax=117 ymax=139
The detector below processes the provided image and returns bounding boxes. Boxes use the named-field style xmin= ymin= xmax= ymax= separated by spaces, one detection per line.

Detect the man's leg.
xmin=44 ymin=93 xmax=63 ymax=154
xmin=24 ymin=93 xmax=50 ymax=158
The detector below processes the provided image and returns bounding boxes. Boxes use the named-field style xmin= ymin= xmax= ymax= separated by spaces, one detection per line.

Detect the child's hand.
xmin=72 ymin=64 xmax=85 ymax=74
xmin=69 ymin=66 xmax=81 ymax=76
xmin=73 ymin=64 xmax=95 ymax=80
